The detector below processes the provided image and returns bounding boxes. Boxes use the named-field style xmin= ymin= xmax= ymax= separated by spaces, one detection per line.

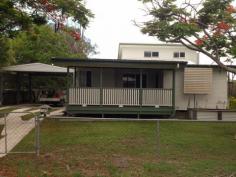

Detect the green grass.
xmin=0 ymin=120 xmax=236 ymax=177
xmin=0 ymin=107 xmax=18 ymax=118
xmin=21 ymin=112 xmax=40 ymax=121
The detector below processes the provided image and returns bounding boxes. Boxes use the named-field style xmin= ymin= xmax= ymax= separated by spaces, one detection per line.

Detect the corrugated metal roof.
xmin=1 ymin=63 xmax=68 ymax=73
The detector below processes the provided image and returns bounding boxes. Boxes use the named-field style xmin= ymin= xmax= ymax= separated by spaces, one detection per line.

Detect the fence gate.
xmin=0 ymin=112 xmax=40 ymax=156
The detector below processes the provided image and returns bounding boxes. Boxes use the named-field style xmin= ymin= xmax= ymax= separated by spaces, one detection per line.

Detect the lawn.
xmin=21 ymin=112 xmax=40 ymax=121
xmin=0 ymin=107 xmax=18 ymax=118
xmin=0 ymin=120 xmax=236 ymax=177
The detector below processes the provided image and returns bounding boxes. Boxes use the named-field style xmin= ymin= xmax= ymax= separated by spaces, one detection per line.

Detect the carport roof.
xmin=1 ymin=63 xmax=69 ymax=74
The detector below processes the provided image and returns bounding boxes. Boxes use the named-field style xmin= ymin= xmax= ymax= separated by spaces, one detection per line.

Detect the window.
xmin=79 ymin=71 xmax=92 ymax=87
xmin=144 ymin=51 xmax=151 ymax=58
xmin=122 ymin=74 xmax=147 ymax=88
xmin=152 ymin=52 xmax=159 ymax=57
xmin=174 ymin=52 xmax=185 ymax=58
xmin=174 ymin=52 xmax=179 ymax=58
xmin=180 ymin=52 xmax=185 ymax=58
xmin=123 ymin=74 xmax=136 ymax=88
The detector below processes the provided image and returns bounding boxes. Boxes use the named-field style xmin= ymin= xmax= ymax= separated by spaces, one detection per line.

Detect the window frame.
xmin=152 ymin=51 xmax=159 ymax=57
xmin=174 ymin=52 xmax=185 ymax=58
xmin=144 ymin=51 xmax=152 ymax=58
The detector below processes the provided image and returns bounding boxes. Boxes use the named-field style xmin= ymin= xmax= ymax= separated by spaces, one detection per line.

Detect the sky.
xmin=85 ymin=0 xmax=158 ymax=59
xmin=84 ymin=0 xmax=216 ymax=64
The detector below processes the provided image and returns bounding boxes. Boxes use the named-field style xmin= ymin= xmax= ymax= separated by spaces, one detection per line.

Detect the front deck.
xmin=52 ymin=58 xmax=187 ymax=117
xmin=68 ymin=88 xmax=173 ymax=116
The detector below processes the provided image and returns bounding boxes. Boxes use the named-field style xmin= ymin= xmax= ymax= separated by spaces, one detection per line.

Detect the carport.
xmin=0 ymin=63 xmax=70 ymax=105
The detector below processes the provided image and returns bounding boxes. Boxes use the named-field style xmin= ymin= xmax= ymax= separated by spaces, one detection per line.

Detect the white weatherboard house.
xmin=52 ymin=43 xmax=230 ymax=119
xmin=118 ymin=43 xmax=228 ymax=111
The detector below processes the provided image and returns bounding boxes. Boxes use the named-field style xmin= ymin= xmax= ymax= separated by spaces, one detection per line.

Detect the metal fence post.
xmin=157 ymin=120 xmax=160 ymax=157
xmin=4 ymin=113 xmax=7 ymax=154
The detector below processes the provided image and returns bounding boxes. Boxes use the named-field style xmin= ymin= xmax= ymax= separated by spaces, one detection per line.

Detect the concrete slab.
xmin=0 ymin=107 xmax=36 ymax=157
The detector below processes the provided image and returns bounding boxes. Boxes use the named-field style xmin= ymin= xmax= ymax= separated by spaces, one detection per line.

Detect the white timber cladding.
xmin=175 ymin=68 xmax=228 ymax=110
xmin=118 ymin=44 xmax=199 ymax=64
xmin=184 ymin=68 xmax=213 ymax=94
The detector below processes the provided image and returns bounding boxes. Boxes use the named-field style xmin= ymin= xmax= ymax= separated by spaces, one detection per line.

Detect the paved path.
xmin=49 ymin=108 xmax=65 ymax=116
xmin=0 ymin=106 xmax=64 ymax=158
xmin=0 ymin=107 xmax=39 ymax=158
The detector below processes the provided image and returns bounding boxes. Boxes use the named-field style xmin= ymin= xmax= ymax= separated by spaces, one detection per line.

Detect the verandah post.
xmin=172 ymin=69 xmax=176 ymax=117
xmin=28 ymin=73 xmax=32 ymax=103
xmin=16 ymin=72 xmax=21 ymax=104
xmin=73 ymin=67 xmax=76 ymax=87
xmin=139 ymin=69 xmax=143 ymax=118
xmin=100 ymin=68 xmax=104 ymax=117
xmin=66 ymin=66 xmax=70 ymax=105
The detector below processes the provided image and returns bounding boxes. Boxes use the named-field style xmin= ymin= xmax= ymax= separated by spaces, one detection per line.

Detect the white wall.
xmin=119 ymin=44 xmax=199 ymax=64
xmin=175 ymin=68 xmax=228 ymax=110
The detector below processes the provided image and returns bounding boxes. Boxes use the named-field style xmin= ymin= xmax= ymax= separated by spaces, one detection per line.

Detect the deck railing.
xmin=69 ymin=88 xmax=172 ymax=106
xmin=69 ymin=88 xmax=100 ymax=105
xmin=142 ymin=89 xmax=172 ymax=106
xmin=103 ymin=88 xmax=139 ymax=106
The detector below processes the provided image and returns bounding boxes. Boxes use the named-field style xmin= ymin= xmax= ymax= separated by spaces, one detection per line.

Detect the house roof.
xmin=52 ymin=58 xmax=188 ymax=69
xmin=119 ymin=43 xmax=185 ymax=47
xmin=1 ymin=63 xmax=69 ymax=74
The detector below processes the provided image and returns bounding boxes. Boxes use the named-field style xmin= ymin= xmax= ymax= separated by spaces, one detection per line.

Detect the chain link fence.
xmin=0 ymin=111 xmax=40 ymax=156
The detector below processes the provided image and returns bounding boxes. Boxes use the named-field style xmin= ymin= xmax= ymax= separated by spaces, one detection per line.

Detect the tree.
xmin=0 ymin=37 xmax=15 ymax=67
xmin=0 ymin=0 xmax=93 ymax=37
xmin=139 ymin=0 xmax=236 ymax=73
xmin=12 ymin=25 xmax=96 ymax=64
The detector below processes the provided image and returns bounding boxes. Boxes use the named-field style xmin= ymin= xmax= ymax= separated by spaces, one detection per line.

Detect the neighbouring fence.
xmin=189 ymin=109 xmax=236 ymax=121
xmin=0 ymin=112 xmax=40 ymax=156
xmin=69 ymin=88 xmax=173 ymax=106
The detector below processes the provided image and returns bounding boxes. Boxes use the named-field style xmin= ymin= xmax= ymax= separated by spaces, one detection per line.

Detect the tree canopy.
xmin=0 ymin=0 xmax=94 ymax=67
xmin=0 ymin=0 xmax=93 ymax=37
xmin=139 ymin=0 xmax=236 ymax=73
xmin=12 ymin=25 xmax=96 ymax=64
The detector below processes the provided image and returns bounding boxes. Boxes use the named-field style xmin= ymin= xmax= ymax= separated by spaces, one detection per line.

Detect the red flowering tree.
xmin=0 ymin=0 xmax=93 ymax=37
xmin=139 ymin=0 xmax=236 ymax=73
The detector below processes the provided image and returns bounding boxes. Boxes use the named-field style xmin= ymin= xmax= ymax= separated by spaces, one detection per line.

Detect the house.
xmin=52 ymin=42 xmax=228 ymax=118
xmin=118 ymin=43 xmax=228 ymax=111
xmin=118 ymin=43 xmax=199 ymax=64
